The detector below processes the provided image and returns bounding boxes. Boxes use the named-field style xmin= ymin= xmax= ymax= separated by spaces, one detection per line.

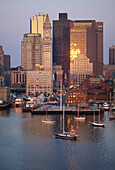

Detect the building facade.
xmin=26 ymin=65 xmax=52 ymax=96
xmin=70 ymin=54 xmax=93 ymax=86
xmin=70 ymin=20 xmax=103 ymax=75
xmin=0 ymin=76 xmax=5 ymax=88
xmin=109 ymin=45 xmax=115 ymax=65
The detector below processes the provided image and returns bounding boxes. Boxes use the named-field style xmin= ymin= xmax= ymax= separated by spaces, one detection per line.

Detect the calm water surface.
xmin=0 ymin=107 xmax=115 ymax=170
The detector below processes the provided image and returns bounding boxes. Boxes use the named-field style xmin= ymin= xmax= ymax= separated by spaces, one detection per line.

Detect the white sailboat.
xmin=55 ymin=105 xmax=78 ymax=140
xmin=74 ymin=103 xmax=86 ymax=120
xmin=90 ymin=111 xmax=105 ymax=127
xmin=42 ymin=106 xmax=56 ymax=124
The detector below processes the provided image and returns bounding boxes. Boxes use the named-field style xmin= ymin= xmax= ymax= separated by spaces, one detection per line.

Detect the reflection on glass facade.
xmin=70 ymin=54 xmax=93 ymax=87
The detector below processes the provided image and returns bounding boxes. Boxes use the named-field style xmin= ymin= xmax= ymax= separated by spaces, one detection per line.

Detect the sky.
xmin=0 ymin=0 xmax=115 ymax=67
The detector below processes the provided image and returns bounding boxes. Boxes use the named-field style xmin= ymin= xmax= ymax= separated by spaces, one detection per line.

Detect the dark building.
xmin=53 ymin=13 xmax=73 ymax=83
xmin=4 ymin=55 xmax=10 ymax=70
xmin=109 ymin=45 xmax=115 ymax=65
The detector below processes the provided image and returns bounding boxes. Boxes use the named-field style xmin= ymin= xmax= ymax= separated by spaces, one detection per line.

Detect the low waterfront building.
xmin=26 ymin=64 xmax=52 ymax=96
xmin=0 ymin=87 xmax=11 ymax=102
xmin=11 ymin=66 xmax=26 ymax=88
xmin=80 ymin=75 xmax=110 ymax=101
xmin=66 ymin=87 xmax=87 ymax=106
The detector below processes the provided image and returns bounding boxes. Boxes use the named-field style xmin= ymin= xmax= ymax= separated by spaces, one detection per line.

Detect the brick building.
xmin=80 ymin=75 xmax=110 ymax=101
xmin=66 ymin=87 xmax=87 ymax=106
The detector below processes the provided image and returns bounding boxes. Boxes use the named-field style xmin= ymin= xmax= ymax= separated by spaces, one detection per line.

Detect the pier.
xmin=31 ymin=105 xmax=104 ymax=115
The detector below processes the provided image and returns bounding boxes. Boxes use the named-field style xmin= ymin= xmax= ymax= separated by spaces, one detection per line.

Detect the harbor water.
xmin=0 ymin=107 xmax=115 ymax=170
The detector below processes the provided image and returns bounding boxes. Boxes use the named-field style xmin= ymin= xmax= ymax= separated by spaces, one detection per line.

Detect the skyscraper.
xmin=109 ymin=45 xmax=115 ymax=65
xmin=53 ymin=13 xmax=73 ymax=81
xmin=21 ymin=33 xmax=43 ymax=70
xmin=30 ymin=14 xmax=46 ymax=38
xmin=70 ymin=20 xmax=103 ymax=75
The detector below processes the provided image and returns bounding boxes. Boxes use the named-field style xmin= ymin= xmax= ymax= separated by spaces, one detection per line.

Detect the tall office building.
xmin=70 ymin=20 xmax=103 ymax=75
xmin=109 ymin=45 xmax=115 ymax=65
xmin=4 ymin=55 xmax=10 ymax=70
xmin=53 ymin=13 xmax=73 ymax=81
xmin=30 ymin=14 xmax=46 ymax=38
xmin=0 ymin=45 xmax=4 ymax=67
xmin=21 ymin=33 xmax=43 ymax=70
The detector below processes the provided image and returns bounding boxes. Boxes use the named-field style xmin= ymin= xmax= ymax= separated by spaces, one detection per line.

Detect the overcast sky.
xmin=0 ymin=0 xmax=115 ymax=67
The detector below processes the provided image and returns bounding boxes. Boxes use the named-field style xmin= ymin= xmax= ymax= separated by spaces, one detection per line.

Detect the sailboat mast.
xmin=60 ymin=79 xmax=62 ymax=110
xmin=78 ymin=102 xmax=79 ymax=117
xmin=63 ymin=104 xmax=65 ymax=134
xmin=93 ymin=112 xmax=95 ymax=122
xmin=98 ymin=110 xmax=100 ymax=122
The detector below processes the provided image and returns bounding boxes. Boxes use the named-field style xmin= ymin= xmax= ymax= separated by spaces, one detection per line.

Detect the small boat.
xmin=103 ymin=102 xmax=109 ymax=111
xmin=42 ymin=106 xmax=56 ymax=124
xmin=14 ymin=98 xmax=23 ymax=107
xmin=89 ymin=111 xmax=105 ymax=127
xmin=55 ymin=104 xmax=78 ymax=140
xmin=74 ymin=103 xmax=86 ymax=120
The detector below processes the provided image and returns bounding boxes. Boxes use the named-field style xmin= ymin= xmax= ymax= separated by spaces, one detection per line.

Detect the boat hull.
xmin=91 ymin=122 xmax=105 ymax=127
xmin=55 ymin=133 xmax=77 ymax=140
xmin=42 ymin=120 xmax=56 ymax=124
xmin=109 ymin=117 xmax=115 ymax=121
xmin=74 ymin=116 xmax=86 ymax=120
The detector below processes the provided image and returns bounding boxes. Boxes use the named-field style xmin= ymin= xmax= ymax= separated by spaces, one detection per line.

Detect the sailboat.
xmin=74 ymin=103 xmax=86 ymax=120
xmin=42 ymin=106 xmax=56 ymax=124
xmin=55 ymin=105 xmax=78 ymax=140
xmin=90 ymin=110 xmax=105 ymax=127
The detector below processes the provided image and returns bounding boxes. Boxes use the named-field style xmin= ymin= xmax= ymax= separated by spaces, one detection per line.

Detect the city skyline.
xmin=0 ymin=0 xmax=115 ymax=67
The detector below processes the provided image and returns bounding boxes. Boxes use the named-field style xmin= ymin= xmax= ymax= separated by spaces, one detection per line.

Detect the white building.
xmin=26 ymin=65 xmax=52 ymax=96
xmin=70 ymin=54 xmax=93 ymax=87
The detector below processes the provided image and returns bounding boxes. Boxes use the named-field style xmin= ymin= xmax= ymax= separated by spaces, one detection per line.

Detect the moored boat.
xmin=54 ymin=104 xmax=78 ymax=140
xmin=74 ymin=103 xmax=86 ymax=120
xmin=89 ymin=111 xmax=105 ymax=127
xmin=103 ymin=102 xmax=109 ymax=111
